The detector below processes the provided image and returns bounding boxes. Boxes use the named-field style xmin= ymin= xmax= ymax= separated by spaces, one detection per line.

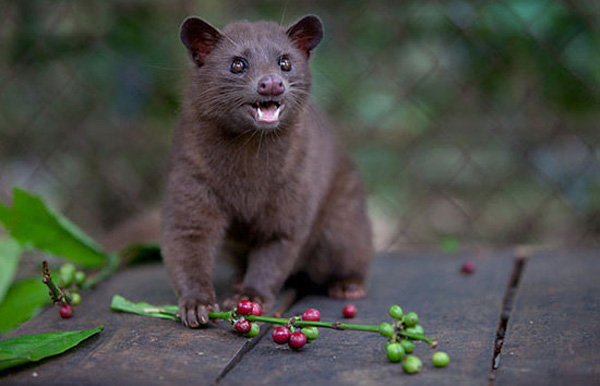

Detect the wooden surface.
xmin=1 ymin=248 xmax=598 ymax=385
xmin=495 ymin=248 xmax=600 ymax=385
xmin=224 ymin=251 xmax=513 ymax=385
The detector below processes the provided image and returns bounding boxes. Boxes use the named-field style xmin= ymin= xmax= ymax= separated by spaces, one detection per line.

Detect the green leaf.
xmin=110 ymin=295 xmax=178 ymax=321
xmin=0 ymin=325 xmax=103 ymax=371
xmin=0 ymin=238 xmax=22 ymax=302
xmin=0 ymin=278 xmax=51 ymax=334
xmin=0 ymin=188 xmax=106 ymax=268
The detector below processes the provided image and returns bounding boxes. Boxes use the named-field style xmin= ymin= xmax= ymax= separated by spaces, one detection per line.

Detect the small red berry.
xmin=302 ymin=308 xmax=321 ymax=321
xmin=251 ymin=302 xmax=262 ymax=316
xmin=237 ymin=300 xmax=253 ymax=315
xmin=272 ymin=326 xmax=291 ymax=344
xmin=342 ymin=304 xmax=357 ymax=318
xmin=235 ymin=320 xmax=251 ymax=333
xmin=461 ymin=260 xmax=476 ymax=274
xmin=59 ymin=304 xmax=74 ymax=319
xmin=288 ymin=331 xmax=307 ymax=349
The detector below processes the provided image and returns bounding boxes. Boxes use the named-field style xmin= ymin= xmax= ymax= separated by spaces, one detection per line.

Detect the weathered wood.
xmin=495 ymin=248 xmax=600 ymax=385
xmin=221 ymin=250 xmax=514 ymax=385
xmin=0 ymin=262 xmax=248 ymax=385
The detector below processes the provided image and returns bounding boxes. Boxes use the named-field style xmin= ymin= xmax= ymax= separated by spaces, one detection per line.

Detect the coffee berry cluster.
xmin=56 ymin=263 xmax=88 ymax=319
xmin=231 ymin=301 xmax=321 ymax=350
xmin=270 ymin=308 xmax=321 ymax=350
xmin=232 ymin=300 xmax=263 ymax=338
xmin=112 ymin=295 xmax=451 ymax=377
xmin=380 ymin=305 xmax=449 ymax=374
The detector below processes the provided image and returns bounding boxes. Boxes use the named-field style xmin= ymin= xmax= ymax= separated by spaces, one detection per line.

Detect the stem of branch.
xmin=207 ymin=312 xmax=436 ymax=345
xmin=41 ymin=261 xmax=67 ymax=305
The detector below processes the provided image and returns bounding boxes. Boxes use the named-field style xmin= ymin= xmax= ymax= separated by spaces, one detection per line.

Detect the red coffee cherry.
xmin=235 ymin=320 xmax=251 ymax=333
xmin=288 ymin=331 xmax=307 ymax=349
xmin=237 ymin=300 xmax=253 ymax=315
xmin=342 ymin=304 xmax=357 ymax=318
xmin=461 ymin=261 xmax=476 ymax=274
xmin=302 ymin=308 xmax=321 ymax=321
xmin=272 ymin=326 xmax=291 ymax=344
xmin=59 ymin=304 xmax=74 ymax=319
xmin=251 ymin=302 xmax=262 ymax=316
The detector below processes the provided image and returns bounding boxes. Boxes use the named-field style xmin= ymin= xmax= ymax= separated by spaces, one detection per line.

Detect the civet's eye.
xmin=278 ymin=56 xmax=291 ymax=72
xmin=230 ymin=57 xmax=248 ymax=74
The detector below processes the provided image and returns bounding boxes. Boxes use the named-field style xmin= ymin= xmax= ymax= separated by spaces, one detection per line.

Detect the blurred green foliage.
xmin=0 ymin=0 xmax=598 ymax=247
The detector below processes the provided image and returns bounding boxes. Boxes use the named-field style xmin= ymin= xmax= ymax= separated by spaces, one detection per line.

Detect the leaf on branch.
xmin=0 ymin=238 xmax=22 ymax=302
xmin=0 ymin=325 xmax=103 ymax=371
xmin=0 ymin=278 xmax=51 ymax=334
xmin=110 ymin=295 xmax=178 ymax=321
xmin=0 ymin=188 xmax=106 ymax=268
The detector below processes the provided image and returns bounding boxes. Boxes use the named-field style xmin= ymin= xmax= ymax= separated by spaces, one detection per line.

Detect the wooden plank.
xmin=221 ymin=250 xmax=514 ymax=385
xmin=495 ymin=248 xmax=600 ymax=385
xmin=0 ymin=262 xmax=250 ymax=385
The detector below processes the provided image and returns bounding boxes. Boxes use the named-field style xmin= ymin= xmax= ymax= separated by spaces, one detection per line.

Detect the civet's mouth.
xmin=248 ymin=101 xmax=285 ymax=124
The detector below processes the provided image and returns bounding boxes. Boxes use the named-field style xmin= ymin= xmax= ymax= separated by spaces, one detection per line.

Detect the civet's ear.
xmin=180 ymin=16 xmax=222 ymax=67
xmin=286 ymin=15 xmax=323 ymax=58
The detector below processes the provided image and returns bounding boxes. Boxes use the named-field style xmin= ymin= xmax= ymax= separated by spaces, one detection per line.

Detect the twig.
xmin=207 ymin=311 xmax=437 ymax=346
xmin=42 ymin=261 xmax=67 ymax=305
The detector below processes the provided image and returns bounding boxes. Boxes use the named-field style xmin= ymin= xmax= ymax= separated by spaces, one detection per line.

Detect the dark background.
xmin=1 ymin=0 xmax=599 ymax=250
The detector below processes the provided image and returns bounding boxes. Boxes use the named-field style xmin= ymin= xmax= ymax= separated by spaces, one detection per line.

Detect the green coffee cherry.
xmin=246 ymin=323 xmax=260 ymax=338
xmin=59 ymin=263 xmax=76 ymax=287
xmin=432 ymin=351 xmax=450 ymax=367
xmin=388 ymin=305 xmax=404 ymax=320
xmin=379 ymin=322 xmax=394 ymax=338
xmin=301 ymin=327 xmax=319 ymax=342
xmin=400 ymin=340 xmax=415 ymax=353
xmin=69 ymin=292 xmax=82 ymax=306
xmin=404 ymin=312 xmax=419 ymax=327
xmin=385 ymin=342 xmax=406 ymax=363
xmin=405 ymin=324 xmax=425 ymax=336
xmin=74 ymin=271 xmax=86 ymax=286
xmin=60 ymin=263 xmax=76 ymax=276
xmin=402 ymin=355 xmax=423 ymax=374
xmin=60 ymin=274 xmax=73 ymax=287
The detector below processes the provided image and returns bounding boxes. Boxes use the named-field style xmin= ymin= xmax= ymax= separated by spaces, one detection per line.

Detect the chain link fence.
xmin=1 ymin=0 xmax=599 ymax=250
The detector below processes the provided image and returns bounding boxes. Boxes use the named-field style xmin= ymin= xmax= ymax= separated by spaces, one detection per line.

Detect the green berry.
xmin=402 ymin=355 xmax=422 ymax=374
xmin=60 ymin=273 xmax=73 ymax=287
xmin=379 ymin=322 xmax=394 ymax=338
xmin=388 ymin=305 xmax=404 ymax=319
xmin=385 ymin=342 xmax=406 ymax=363
xmin=400 ymin=340 xmax=415 ymax=353
xmin=301 ymin=326 xmax=319 ymax=342
xmin=405 ymin=324 xmax=425 ymax=336
xmin=59 ymin=263 xmax=76 ymax=287
xmin=432 ymin=351 xmax=450 ymax=367
xmin=246 ymin=323 xmax=260 ymax=338
xmin=404 ymin=312 xmax=419 ymax=327
xmin=70 ymin=292 xmax=82 ymax=306
xmin=74 ymin=271 xmax=86 ymax=286
xmin=60 ymin=263 xmax=76 ymax=277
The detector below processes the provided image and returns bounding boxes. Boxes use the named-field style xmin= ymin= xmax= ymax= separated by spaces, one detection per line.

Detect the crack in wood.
xmin=488 ymin=251 xmax=528 ymax=384
xmin=213 ymin=289 xmax=298 ymax=385
xmin=212 ymin=325 xmax=272 ymax=386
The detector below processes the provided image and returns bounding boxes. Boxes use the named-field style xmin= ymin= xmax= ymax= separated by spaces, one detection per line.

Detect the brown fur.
xmin=161 ymin=15 xmax=373 ymax=328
